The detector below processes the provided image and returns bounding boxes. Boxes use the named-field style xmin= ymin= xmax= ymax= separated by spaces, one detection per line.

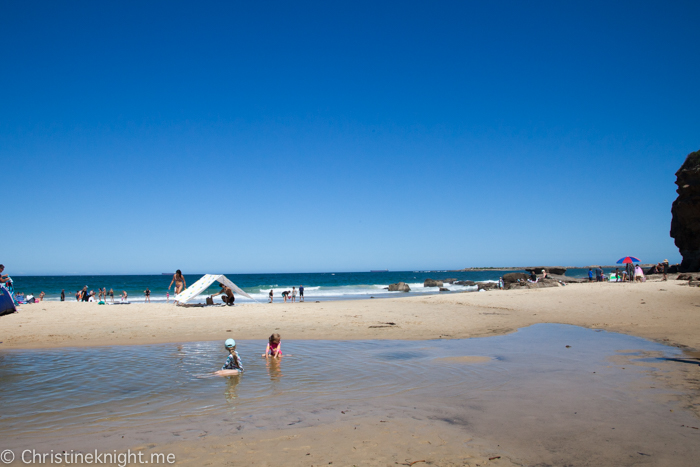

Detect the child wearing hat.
xmin=215 ymin=338 xmax=244 ymax=376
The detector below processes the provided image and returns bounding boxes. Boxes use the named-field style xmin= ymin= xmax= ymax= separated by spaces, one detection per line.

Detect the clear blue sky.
xmin=2 ymin=1 xmax=698 ymax=275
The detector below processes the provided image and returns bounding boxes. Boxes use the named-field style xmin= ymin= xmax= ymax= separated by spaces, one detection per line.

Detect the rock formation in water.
xmin=671 ymin=150 xmax=700 ymax=272
xmin=388 ymin=282 xmax=410 ymax=292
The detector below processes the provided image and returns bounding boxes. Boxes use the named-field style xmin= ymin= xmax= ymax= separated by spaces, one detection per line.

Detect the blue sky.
xmin=2 ymin=0 xmax=698 ymax=275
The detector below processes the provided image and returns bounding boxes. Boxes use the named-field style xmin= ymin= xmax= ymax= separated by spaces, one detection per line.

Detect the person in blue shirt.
xmin=215 ymin=339 xmax=243 ymax=376
xmin=588 ymin=268 xmax=594 ymax=282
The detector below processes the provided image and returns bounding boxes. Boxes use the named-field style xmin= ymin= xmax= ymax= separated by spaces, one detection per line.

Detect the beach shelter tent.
xmin=175 ymin=274 xmax=255 ymax=304
xmin=0 ymin=284 xmax=16 ymax=315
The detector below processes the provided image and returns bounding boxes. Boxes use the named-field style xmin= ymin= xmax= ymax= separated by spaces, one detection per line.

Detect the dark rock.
xmin=689 ymin=281 xmax=700 ymax=287
xmin=454 ymin=280 xmax=477 ymax=286
xmin=502 ymin=272 xmax=529 ymax=284
xmin=671 ymin=149 xmax=700 ymax=272
xmin=525 ymin=267 xmax=567 ymax=276
xmin=477 ymin=282 xmax=498 ymax=291
xmin=439 ymin=287 xmax=449 ymax=292
xmin=505 ymin=278 xmax=560 ymax=290
xmin=424 ymin=279 xmax=444 ymax=287
xmin=677 ymin=274 xmax=700 ymax=281
xmin=388 ymin=282 xmax=410 ymax=292
xmin=442 ymin=278 xmax=458 ymax=284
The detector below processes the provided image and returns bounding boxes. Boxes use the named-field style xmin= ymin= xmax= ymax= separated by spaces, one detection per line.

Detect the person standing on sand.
xmin=595 ymin=266 xmax=603 ymax=282
xmin=588 ymin=268 xmax=594 ymax=282
xmin=169 ymin=270 xmax=186 ymax=296
xmin=0 ymin=264 xmax=10 ymax=285
xmin=144 ymin=288 xmax=151 ymax=303
xmin=625 ymin=262 xmax=634 ymax=282
xmin=663 ymin=259 xmax=669 ymax=281
xmin=61 ymin=289 xmax=65 ymax=301
xmin=109 ymin=288 xmax=114 ymax=303
xmin=299 ymin=285 xmax=304 ymax=302
xmin=291 ymin=286 xmax=296 ymax=303
xmin=269 ymin=289 xmax=273 ymax=303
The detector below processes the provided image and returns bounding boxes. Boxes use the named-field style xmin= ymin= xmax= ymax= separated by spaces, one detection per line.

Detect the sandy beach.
xmin=3 ymin=280 xmax=700 ymax=466
xmin=3 ymin=279 xmax=699 ymax=351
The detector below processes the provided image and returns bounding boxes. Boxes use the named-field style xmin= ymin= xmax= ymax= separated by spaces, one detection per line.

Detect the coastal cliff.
xmin=671 ymin=149 xmax=700 ymax=272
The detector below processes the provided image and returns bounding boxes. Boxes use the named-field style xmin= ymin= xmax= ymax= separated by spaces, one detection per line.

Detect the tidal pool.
xmin=1 ymin=324 xmax=698 ymax=465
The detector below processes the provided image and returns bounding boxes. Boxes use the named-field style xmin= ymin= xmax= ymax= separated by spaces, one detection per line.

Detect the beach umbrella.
xmin=616 ymin=256 xmax=641 ymax=264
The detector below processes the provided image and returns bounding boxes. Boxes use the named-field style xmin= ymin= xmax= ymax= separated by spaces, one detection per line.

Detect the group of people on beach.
xmin=587 ymin=260 xmax=669 ymax=282
xmin=269 ymin=285 xmax=304 ymax=303
xmin=72 ymin=286 xmax=128 ymax=303
xmin=214 ymin=333 xmax=283 ymax=376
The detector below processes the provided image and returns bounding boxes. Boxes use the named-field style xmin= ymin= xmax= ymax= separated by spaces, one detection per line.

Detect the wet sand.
xmin=3 ymin=279 xmax=700 ymax=466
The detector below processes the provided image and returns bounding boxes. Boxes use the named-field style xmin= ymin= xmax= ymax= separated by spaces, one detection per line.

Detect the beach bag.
xmin=206 ymin=297 xmax=214 ymax=305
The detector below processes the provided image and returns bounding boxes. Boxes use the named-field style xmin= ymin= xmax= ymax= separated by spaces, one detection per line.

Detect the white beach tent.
xmin=175 ymin=274 xmax=255 ymax=304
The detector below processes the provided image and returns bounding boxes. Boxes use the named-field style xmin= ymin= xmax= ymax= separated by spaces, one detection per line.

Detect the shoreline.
xmin=2 ymin=279 xmax=698 ymax=352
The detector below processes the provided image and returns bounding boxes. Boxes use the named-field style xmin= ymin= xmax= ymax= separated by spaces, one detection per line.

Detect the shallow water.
xmin=0 ymin=324 xmax=686 ymax=435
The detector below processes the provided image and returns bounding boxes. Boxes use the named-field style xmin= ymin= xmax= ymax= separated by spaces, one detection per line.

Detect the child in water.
xmin=262 ymin=333 xmax=282 ymax=358
xmin=215 ymin=338 xmax=244 ymax=376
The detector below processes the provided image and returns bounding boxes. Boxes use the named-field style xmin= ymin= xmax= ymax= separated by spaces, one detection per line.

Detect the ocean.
xmin=7 ymin=268 xmax=602 ymax=304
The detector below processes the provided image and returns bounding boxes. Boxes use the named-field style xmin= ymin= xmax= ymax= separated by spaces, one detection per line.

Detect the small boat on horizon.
xmin=370 ymin=269 xmax=389 ymax=272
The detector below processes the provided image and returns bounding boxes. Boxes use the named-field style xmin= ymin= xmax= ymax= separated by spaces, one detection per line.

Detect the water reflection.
xmin=265 ymin=358 xmax=283 ymax=382
xmin=0 ymin=325 xmax=685 ymax=438
xmin=223 ymin=375 xmax=241 ymax=403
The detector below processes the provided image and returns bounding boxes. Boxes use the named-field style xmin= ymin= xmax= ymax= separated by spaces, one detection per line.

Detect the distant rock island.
xmin=452 ymin=267 xmax=567 ymax=274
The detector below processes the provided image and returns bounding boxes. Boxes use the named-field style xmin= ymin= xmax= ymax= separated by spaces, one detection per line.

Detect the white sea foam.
xmin=36 ymin=282 xmax=484 ymax=304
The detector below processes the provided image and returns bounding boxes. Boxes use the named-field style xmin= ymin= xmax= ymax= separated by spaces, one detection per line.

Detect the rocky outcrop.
xmin=505 ymin=278 xmax=561 ymax=290
xmin=546 ymin=274 xmax=585 ymax=284
xmin=439 ymin=287 xmax=449 ymax=292
xmin=671 ymin=150 xmax=700 ymax=272
xmin=502 ymin=272 xmax=529 ymax=284
xmin=424 ymin=279 xmax=444 ymax=287
xmin=525 ymin=267 xmax=567 ymax=276
xmin=388 ymin=282 xmax=410 ymax=292
xmin=454 ymin=280 xmax=477 ymax=286
xmin=677 ymin=274 xmax=700 ymax=281
xmin=442 ymin=278 xmax=458 ymax=284
xmin=477 ymin=282 xmax=498 ymax=291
